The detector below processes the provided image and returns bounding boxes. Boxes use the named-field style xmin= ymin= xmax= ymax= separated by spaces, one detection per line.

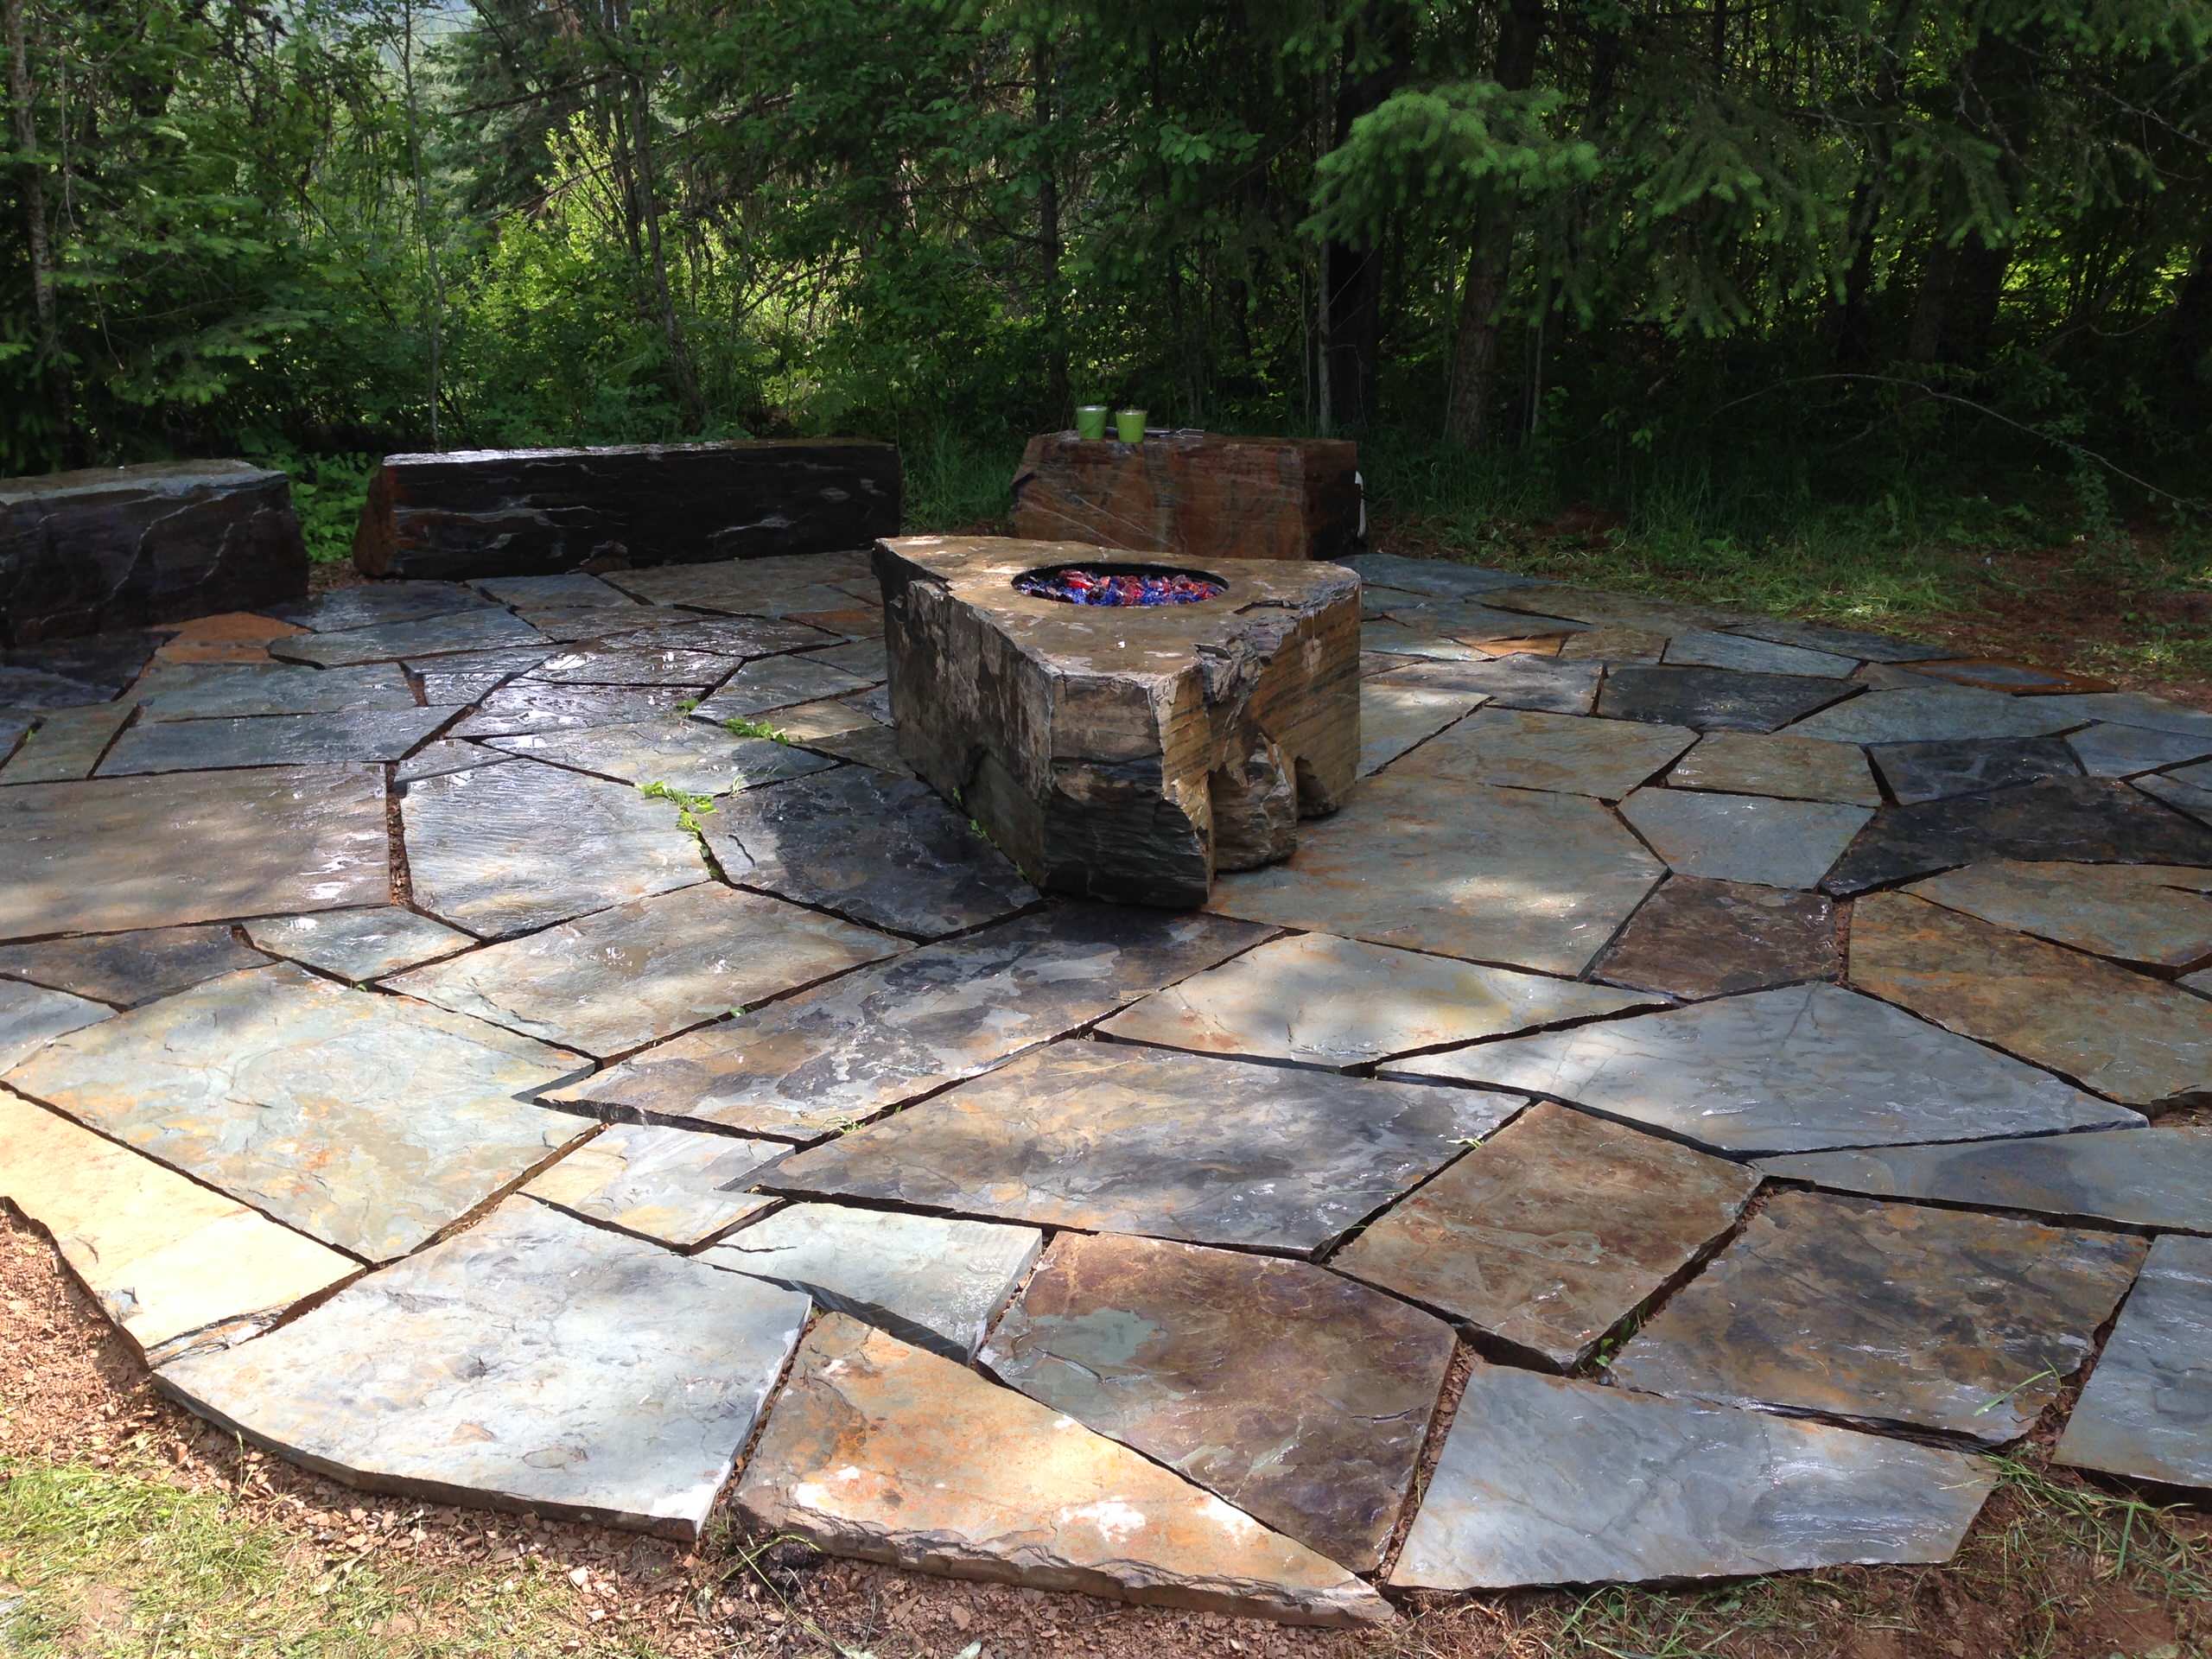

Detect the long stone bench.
xmin=353 ymin=439 xmax=902 ymax=581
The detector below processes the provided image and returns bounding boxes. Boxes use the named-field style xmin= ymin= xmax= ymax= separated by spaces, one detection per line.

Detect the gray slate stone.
xmin=2033 ymin=692 xmax=2212 ymax=740
xmin=449 ymin=682 xmax=702 ymax=738
xmin=470 ymin=572 xmax=639 ymax=608
xmin=1785 ymin=684 xmax=2081 ymax=745
xmin=1390 ymin=708 xmax=1695 ymax=798
xmin=1867 ymin=734 xmax=2081 ymax=804
xmin=1618 ymin=788 xmax=1872 ymax=890
xmin=522 ymin=645 xmax=731 ymax=687
xmin=1721 ymin=616 xmax=1945 ymax=663
xmin=245 ymin=906 xmax=474 ymax=980
xmin=396 ymin=739 xmax=510 ymax=783
xmin=0 ymin=701 xmax=135 ymax=784
xmin=3 ymin=629 xmax=163 ymax=696
xmin=99 ymin=707 xmax=451 ymax=775
xmin=0 ymin=978 xmax=111 ymax=1071
xmin=1357 ymin=676 xmax=1487 ymax=776
xmin=0 ymin=924 xmax=265 ymax=1005
xmin=271 ymin=607 xmax=547 ymax=666
xmin=274 ymin=582 xmax=499 ymax=632
xmin=2055 ymin=1234 xmax=2212 ymax=1490
xmin=1344 ymin=553 xmax=1537 ymax=598
xmin=1903 ymin=860 xmax=2212 ymax=967
xmin=484 ymin=718 xmax=836 ymax=796
xmin=523 ymin=1122 xmax=790 ymax=1248
xmin=408 ymin=645 xmax=559 ymax=703
xmin=2135 ymin=768 xmax=2212 ymax=830
xmin=1597 ymin=666 xmax=1853 ymax=733
xmin=690 ymin=657 xmax=880 ymax=725
xmin=157 ymin=1199 xmax=810 ymax=1538
xmin=1369 ymin=654 xmax=1599 ymax=715
xmin=134 ymin=662 xmax=419 ymax=720
xmin=1662 ymin=628 xmax=1856 ymax=678
xmin=2065 ymin=722 xmax=2212 ymax=779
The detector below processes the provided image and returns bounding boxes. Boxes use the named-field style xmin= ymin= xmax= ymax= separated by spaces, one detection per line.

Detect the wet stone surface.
xmin=0 ymin=978 xmax=111 ymax=1071
xmin=245 ymin=906 xmax=473 ymax=981
xmin=2054 ymin=1234 xmax=2212 ymax=1488
xmin=0 ymin=701 xmax=136 ymax=784
xmin=483 ymin=717 xmax=837 ymax=796
xmin=132 ymin=661 xmax=420 ymax=720
xmin=448 ymin=682 xmax=704 ymax=738
xmin=1592 ymin=877 xmax=1837 ymax=1000
xmin=270 ymin=606 xmax=547 ymax=666
xmin=1596 ymin=665 xmax=1852 ymax=733
xmin=523 ymin=1122 xmax=788 ymax=1247
xmin=1867 ymin=734 xmax=2081 ymax=804
xmin=99 ymin=707 xmax=452 ymax=775
xmin=1619 ymin=788 xmax=1872 ymax=890
xmin=690 ymin=656 xmax=875 ymax=722
xmin=0 ymin=923 xmax=266 ymax=1006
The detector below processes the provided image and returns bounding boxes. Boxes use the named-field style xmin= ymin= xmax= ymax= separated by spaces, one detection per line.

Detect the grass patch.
xmin=899 ymin=429 xmax=1015 ymax=533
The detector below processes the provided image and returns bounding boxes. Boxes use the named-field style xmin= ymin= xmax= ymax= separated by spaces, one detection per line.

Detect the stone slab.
xmin=800 ymin=721 xmax=912 ymax=775
xmin=271 ymin=607 xmax=549 ymax=667
xmin=1662 ymin=628 xmax=1856 ymax=678
xmin=1868 ymin=734 xmax=2081 ymax=804
xmin=709 ymin=1203 xmax=1039 ymax=1359
xmin=484 ymin=718 xmax=837 ymax=796
xmin=471 ymin=571 xmax=640 ymax=608
xmin=766 ymin=1043 xmax=1519 ymax=1253
xmin=604 ymin=613 xmax=843 ymax=663
xmin=523 ymin=1122 xmax=787 ymax=1247
xmin=1389 ymin=1362 xmax=1992 ymax=1591
xmin=1664 ymin=731 xmax=1880 ymax=805
xmin=522 ymin=644 xmax=730 ymax=687
xmin=1847 ymin=891 xmax=2212 ymax=1108
xmin=1611 ymin=1190 xmax=2146 ymax=1442
xmin=1619 ymin=788 xmax=1871 ymax=890
xmin=1596 ymin=666 xmax=1852 ymax=733
xmin=407 ymin=645 xmax=560 ymax=703
xmin=0 ymin=979 xmax=111 ymax=1071
xmin=0 ymin=924 xmax=265 ymax=1006
xmin=274 ymin=582 xmax=499 ymax=632
xmin=735 ymin=1315 xmax=1389 ymax=1624
xmin=1592 ymin=877 xmax=1837 ymax=999
xmin=980 ymin=1231 xmax=1454 ymax=1571
xmin=245 ymin=906 xmax=474 ymax=980
xmin=1357 ymin=677 xmax=1486 ymax=776
xmin=396 ymin=739 xmax=509 ymax=783
xmin=1485 ymin=585 xmax=1740 ymax=633
xmin=2066 ymin=721 xmax=2212 ymax=778
xmin=1758 ymin=1127 xmax=2212 ymax=1233
xmin=759 ymin=696 xmax=879 ymax=744
xmin=1720 ymin=616 xmax=1946 ymax=664
xmin=0 ymin=1090 xmax=352 ymax=1357
xmin=1335 ymin=1101 xmax=1754 ymax=1368
xmin=1904 ymin=860 xmax=2212 ymax=967
xmin=703 ymin=766 xmax=1039 ymax=938
xmin=1555 ymin=625 xmax=1669 ymax=664
xmin=0 ymin=700 xmax=135 ymax=783
xmin=0 ymin=766 xmax=389 ymax=940
xmin=2135 ymin=767 xmax=2212 ymax=830
xmin=1395 ymin=982 xmax=2139 ymax=1154
xmin=1370 ymin=654 xmax=1599 ymax=715
xmin=546 ymin=906 xmax=1270 ymax=1138
xmin=160 ymin=1200 xmax=810 ymax=1537
xmin=5 ymin=963 xmax=590 ymax=1260
xmin=2055 ymin=1234 xmax=2212 ymax=1490
xmin=448 ymin=682 xmax=702 ymax=738
xmin=1786 ymin=684 xmax=2080 ymax=745
xmin=1205 ymin=771 xmax=1663 ymax=976
xmin=2032 ymin=691 xmax=2212 ymax=740
xmin=1906 ymin=658 xmax=2106 ymax=694
xmin=133 ymin=662 xmax=419 ymax=721
xmin=402 ymin=758 xmax=706 ymax=938
xmin=687 ymin=657 xmax=873 ymax=724
xmin=99 ymin=707 xmax=451 ymax=775
xmin=1390 ymin=708 xmax=1694 ymax=799
xmin=1344 ymin=552 xmax=1535 ymax=599
xmin=796 ymin=638 xmax=887 ymax=683
xmin=1098 ymin=931 xmax=1659 ymax=1070
xmin=3 ymin=628 xmax=164 ymax=696
xmin=389 ymin=880 xmax=898 ymax=1058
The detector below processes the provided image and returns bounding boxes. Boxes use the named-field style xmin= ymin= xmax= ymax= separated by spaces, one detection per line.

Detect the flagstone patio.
xmin=2 ymin=544 xmax=2209 ymax=1629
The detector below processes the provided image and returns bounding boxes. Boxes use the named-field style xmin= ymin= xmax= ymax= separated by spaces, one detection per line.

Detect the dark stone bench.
xmin=0 ymin=461 xmax=307 ymax=646
xmin=353 ymin=440 xmax=902 ymax=581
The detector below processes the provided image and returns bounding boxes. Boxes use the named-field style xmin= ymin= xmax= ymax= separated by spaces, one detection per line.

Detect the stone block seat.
xmin=874 ymin=535 xmax=1361 ymax=907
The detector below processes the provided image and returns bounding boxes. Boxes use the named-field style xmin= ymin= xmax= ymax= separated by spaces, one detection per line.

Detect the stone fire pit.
xmin=874 ymin=536 xmax=1360 ymax=907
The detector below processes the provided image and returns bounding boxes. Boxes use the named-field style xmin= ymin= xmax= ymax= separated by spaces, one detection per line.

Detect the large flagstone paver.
xmin=245 ymin=906 xmax=474 ymax=980
xmin=1368 ymin=654 xmax=1599 ymax=715
xmin=1098 ymin=931 xmax=1659 ymax=1070
xmin=271 ymin=607 xmax=547 ymax=667
xmin=1592 ymin=877 xmax=1837 ymax=999
xmin=690 ymin=658 xmax=877 ymax=723
xmin=275 ymin=582 xmax=499 ymax=632
xmin=484 ymin=718 xmax=837 ymax=796
xmin=2136 ymin=767 xmax=2212 ymax=830
xmin=390 ymin=881 xmax=898 ymax=1058
xmin=979 ymin=1231 xmax=1455 ymax=1572
xmin=1395 ymin=982 xmax=2139 ymax=1154
xmin=767 ymin=1043 xmax=1520 ymax=1253
xmin=159 ymin=1200 xmax=810 ymax=1538
xmin=396 ymin=739 xmax=509 ymax=783
xmin=1664 ymin=730 xmax=1879 ymax=805
xmin=0 ymin=1090 xmax=354 ymax=1358
xmin=471 ymin=571 xmax=639 ymax=608
xmin=797 ymin=638 xmax=888 ymax=683
xmin=1596 ymin=666 xmax=1852 ymax=733
xmin=523 ymin=644 xmax=735 ymax=687
xmin=99 ymin=707 xmax=452 ymax=775
xmin=0 ymin=980 xmax=111 ymax=1071
xmin=4 ymin=630 xmax=165 ymax=696
xmin=735 ymin=1315 xmax=1390 ymax=1625
xmin=1556 ymin=625 xmax=1669 ymax=664
xmin=1662 ymin=628 xmax=1857 ymax=678
xmin=0 ymin=701 xmax=136 ymax=783
xmin=546 ymin=906 xmax=1269 ymax=1138
xmin=402 ymin=758 xmax=706 ymax=938
xmin=523 ymin=1122 xmax=788 ymax=1247
xmin=1718 ymin=617 xmax=1939 ymax=663
xmin=1485 ymin=584 xmax=1739 ymax=633
xmin=1823 ymin=777 xmax=2212 ymax=894
xmin=1357 ymin=677 xmax=1487 ymax=776
xmin=593 ymin=614 xmax=833 ymax=660
xmin=133 ymin=661 xmax=420 ymax=719
xmin=2032 ymin=691 xmax=2212 ymax=740
xmin=1847 ymin=891 xmax=2212 ymax=1108
xmin=0 ymin=766 xmax=389 ymax=939
xmin=1758 ymin=1127 xmax=2212 ymax=1233
xmin=1867 ymin=734 xmax=2080 ymax=804
xmin=709 ymin=1203 xmax=1040 ymax=1359
xmin=2055 ymin=1235 xmax=2212 ymax=1491
xmin=0 ymin=924 xmax=265 ymax=1006
xmin=1205 ymin=772 xmax=1663 ymax=976
xmin=2066 ymin=721 xmax=2212 ymax=778
xmin=1618 ymin=788 xmax=1871 ymax=890
xmin=448 ymin=682 xmax=704 ymax=737
xmin=702 ymin=767 xmax=1039 ymax=938
xmin=1612 ymin=1191 xmax=2145 ymax=1442
xmin=1390 ymin=1362 xmax=1992 ymax=1591
xmin=1333 ymin=1102 xmax=1758 ymax=1368
xmin=409 ymin=645 xmax=561 ymax=703
xmin=1784 ymin=683 xmax=2080 ymax=745
xmin=5 ymin=963 xmax=591 ymax=1261
xmin=1389 ymin=708 xmax=1695 ymax=798
xmin=1903 ymin=860 xmax=2212 ymax=967
xmin=1345 ymin=553 xmax=1534 ymax=599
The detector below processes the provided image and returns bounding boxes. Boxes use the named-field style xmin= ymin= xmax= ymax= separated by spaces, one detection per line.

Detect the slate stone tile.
xmin=2134 ymin=768 xmax=2212 ymax=830
xmin=1592 ymin=877 xmax=1838 ymax=999
xmin=618 ymin=568 xmax=865 ymax=620
xmin=1597 ymin=666 xmax=1853 ymax=733
xmin=1853 ymin=662 xmax=1942 ymax=689
xmin=710 ymin=1203 xmax=1040 ymax=1359
xmin=1395 ymin=982 xmax=2139 ymax=1154
xmin=2066 ymin=721 xmax=2212 ymax=778
xmin=0 ymin=1090 xmax=353 ymax=1358
xmin=273 ymin=581 xmax=497 ymax=632
xmin=1720 ymin=616 xmax=1945 ymax=663
xmin=703 ymin=767 xmax=1039 ymax=939
xmin=1555 ymin=625 xmax=1669 ymax=664
xmin=1823 ymin=778 xmax=2212 ymax=895
xmin=159 ymin=1199 xmax=809 ymax=1537
xmin=448 ymin=682 xmax=702 ymax=738
xmin=0 ymin=924 xmax=265 ymax=1005
xmin=1357 ymin=678 xmax=1486 ymax=776
xmin=1758 ymin=1127 xmax=2212 ymax=1233
xmin=0 ymin=766 xmax=388 ymax=940
xmin=1662 ymin=628 xmax=1857 ymax=678
xmin=2187 ymin=968 xmax=2212 ymax=997
xmin=1389 ymin=1361 xmax=1992 ymax=1591
xmin=1099 ymin=931 xmax=1659 ymax=1070
xmin=766 ymin=1043 xmax=1519 ymax=1253
xmin=402 ymin=758 xmax=706 ymax=938
xmin=544 ymin=906 xmax=1270 ymax=1138
xmin=6 ymin=963 xmax=589 ymax=1260
xmin=484 ymin=718 xmax=837 ymax=796
xmin=1367 ymin=597 xmax=1588 ymax=644
xmin=1205 ymin=772 xmax=1663 ymax=976
xmin=2032 ymin=691 xmax=2212 ymax=740
xmin=795 ymin=638 xmax=888 ymax=683
xmin=608 ymin=615 xmax=842 ymax=660
xmin=801 ymin=722 xmax=911 ymax=774
xmin=1367 ymin=654 xmax=1599 ymax=715
xmin=391 ymin=881 xmax=897 ymax=1058
xmin=1904 ymin=860 xmax=2212 ymax=967
xmin=2055 ymin=1234 xmax=2212 ymax=1490
xmin=1485 ymin=585 xmax=1741 ymax=633
xmin=1389 ymin=708 xmax=1695 ymax=799
xmin=0 ymin=711 xmax=29 ymax=761
xmin=133 ymin=662 xmax=419 ymax=721
xmin=1618 ymin=788 xmax=1872 ymax=890
xmin=271 ymin=607 xmax=547 ymax=666
xmin=0 ymin=979 xmax=111 ymax=1071
xmin=99 ymin=707 xmax=452 ymax=775
xmin=980 ymin=1231 xmax=1454 ymax=1571
xmin=522 ymin=644 xmax=733 ymax=687
xmin=471 ymin=572 xmax=639 ymax=608
xmin=753 ymin=696 xmax=880 ymax=743
xmin=395 ymin=739 xmax=510 ymax=783
xmin=0 ymin=701 xmax=135 ymax=783
xmin=735 ymin=1315 xmax=1390 ymax=1624
xmin=1867 ymin=734 xmax=2081 ymax=804
xmin=407 ymin=645 xmax=559 ymax=703
xmin=4 ymin=630 xmax=166 ymax=696
xmin=1784 ymin=684 xmax=2082 ymax=745
xmin=1344 ymin=553 xmax=1536 ymax=599
xmin=788 ymin=604 xmax=883 ymax=639
xmin=1611 ymin=1191 xmax=2146 ymax=1442
xmin=0 ymin=666 xmax=110 ymax=709
xmin=524 ymin=1122 xmax=788 ymax=1247
xmin=1847 ymin=891 xmax=2212 ymax=1108
xmin=1909 ymin=658 xmax=2108 ymax=695
xmin=245 ymin=906 xmax=474 ymax=980
xmin=508 ymin=605 xmax=673 ymax=643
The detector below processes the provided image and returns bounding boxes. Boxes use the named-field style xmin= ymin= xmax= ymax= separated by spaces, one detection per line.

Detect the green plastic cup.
xmin=1074 ymin=404 xmax=1108 ymax=441
xmin=1116 ymin=407 xmax=1147 ymax=443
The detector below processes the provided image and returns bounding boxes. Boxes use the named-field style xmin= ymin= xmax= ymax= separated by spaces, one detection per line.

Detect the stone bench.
xmin=1011 ymin=430 xmax=1360 ymax=563
xmin=353 ymin=439 xmax=901 ymax=581
xmin=0 ymin=461 xmax=307 ymax=646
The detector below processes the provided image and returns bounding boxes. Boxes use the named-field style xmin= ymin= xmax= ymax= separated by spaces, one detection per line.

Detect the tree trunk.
xmin=1446 ymin=0 xmax=1545 ymax=448
xmin=3 ymin=0 xmax=67 ymax=446
xmin=1830 ymin=0 xmax=1917 ymax=367
xmin=1909 ymin=29 xmax=2035 ymax=368
xmin=609 ymin=0 xmax=703 ymax=430
xmin=2171 ymin=229 xmax=2212 ymax=397
xmin=1321 ymin=3 xmax=1408 ymax=433
xmin=1034 ymin=36 xmax=1067 ymax=422
xmin=400 ymin=0 xmax=446 ymax=449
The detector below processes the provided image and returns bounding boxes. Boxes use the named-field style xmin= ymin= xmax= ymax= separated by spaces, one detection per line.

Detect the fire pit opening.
xmin=1013 ymin=562 xmax=1227 ymax=607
